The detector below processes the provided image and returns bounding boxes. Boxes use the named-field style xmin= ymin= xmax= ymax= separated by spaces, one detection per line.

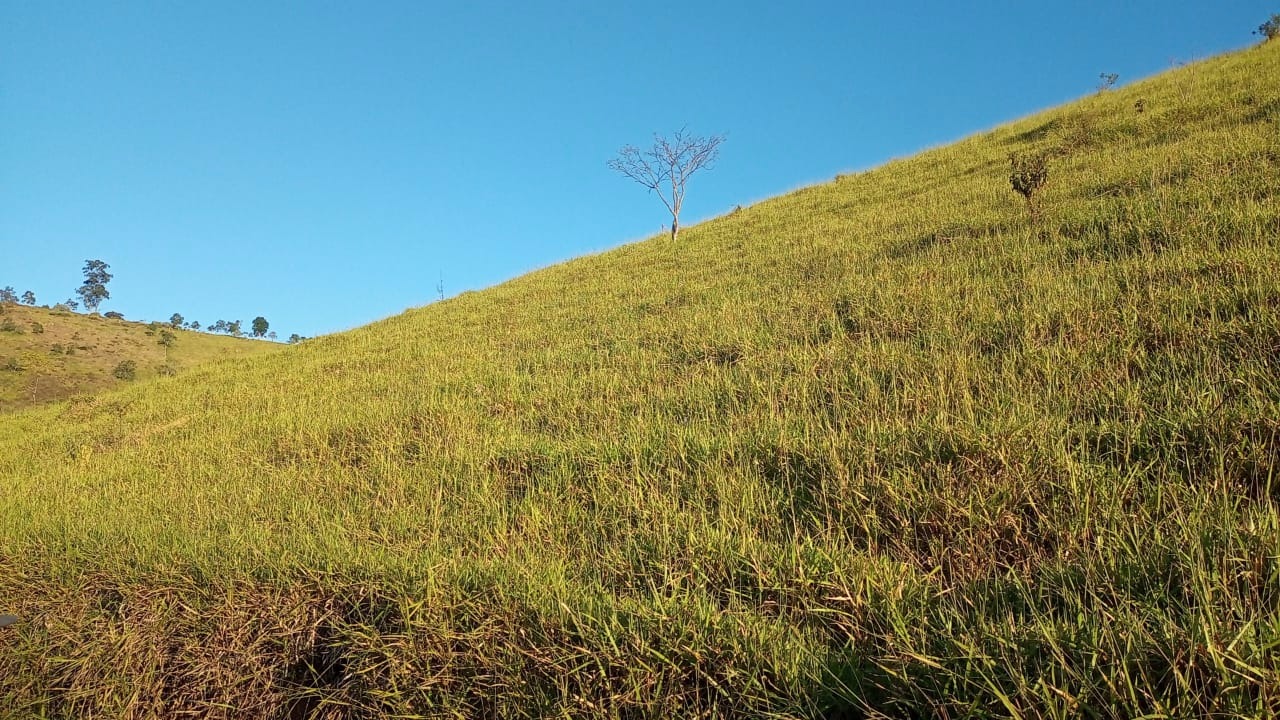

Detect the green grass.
xmin=0 ymin=305 xmax=277 ymax=413
xmin=2 ymin=42 xmax=1279 ymax=718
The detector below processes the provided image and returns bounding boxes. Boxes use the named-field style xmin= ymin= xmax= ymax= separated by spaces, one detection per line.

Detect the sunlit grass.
xmin=0 ymin=305 xmax=276 ymax=412
xmin=1 ymin=42 xmax=1278 ymax=717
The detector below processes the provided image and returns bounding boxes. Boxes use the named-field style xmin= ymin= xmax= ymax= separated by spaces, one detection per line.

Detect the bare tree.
xmin=608 ymin=128 xmax=724 ymax=241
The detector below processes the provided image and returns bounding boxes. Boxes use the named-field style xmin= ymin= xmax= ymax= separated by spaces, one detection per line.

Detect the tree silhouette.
xmin=76 ymin=260 xmax=112 ymax=312
xmin=609 ymin=128 xmax=725 ymax=241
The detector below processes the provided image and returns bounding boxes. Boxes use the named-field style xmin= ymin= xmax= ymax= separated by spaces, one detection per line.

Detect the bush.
xmin=30 ymin=322 xmax=43 ymax=334
xmin=2 ymin=357 xmax=21 ymax=372
xmin=112 ymin=360 xmax=137 ymax=381
xmin=1258 ymin=13 xmax=1280 ymax=41
xmin=104 ymin=311 xmax=124 ymax=320
xmin=157 ymin=364 xmax=178 ymax=377
xmin=0 ymin=318 xmax=21 ymax=333
xmin=1009 ymin=151 xmax=1050 ymax=221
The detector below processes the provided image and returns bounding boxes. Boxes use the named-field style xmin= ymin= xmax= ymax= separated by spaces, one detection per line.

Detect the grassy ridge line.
xmin=0 ymin=304 xmax=277 ymax=412
xmin=1 ymin=42 xmax=1279 ymax=717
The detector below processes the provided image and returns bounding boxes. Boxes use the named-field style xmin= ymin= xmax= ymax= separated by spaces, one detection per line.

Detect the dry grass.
xmin=1 ymin=42 xmax=1279 ymax=718
xmin=0 ymin=305 xmax=276 ymax=412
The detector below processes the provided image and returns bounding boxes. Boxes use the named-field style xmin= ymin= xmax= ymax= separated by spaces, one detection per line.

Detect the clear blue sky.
xmin=3 ymin=2 xmax=1272 ymax=338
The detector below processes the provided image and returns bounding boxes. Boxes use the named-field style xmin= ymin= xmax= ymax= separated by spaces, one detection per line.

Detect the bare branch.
xmin=608 ymin=128 xmax=725 ymax=241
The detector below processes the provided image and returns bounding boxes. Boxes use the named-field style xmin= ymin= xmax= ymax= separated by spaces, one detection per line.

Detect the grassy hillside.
xmin=0 ymin=304 xmax=277 ymax=413
xmin=2 ymin=43 xmax=1278 ymax=718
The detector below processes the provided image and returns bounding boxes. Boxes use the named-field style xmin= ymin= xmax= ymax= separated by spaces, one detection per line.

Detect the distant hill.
xmin=1 ymin=42 xmax=1277 ymax=718
xmin=0 ymin=304 xmax=277 ymax=412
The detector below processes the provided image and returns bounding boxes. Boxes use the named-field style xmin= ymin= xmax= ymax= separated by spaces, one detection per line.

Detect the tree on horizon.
xmin=608 ymin=128 xmax=725 ymax=242
xmin=75 ymin=260 xmax=112 ymax=312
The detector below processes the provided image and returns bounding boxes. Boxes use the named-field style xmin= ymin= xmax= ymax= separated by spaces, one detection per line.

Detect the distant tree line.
xmin=3 ymin=259 xmax=304 ymax=343
xmin=0 ymin=287 xmax=38 ymax=307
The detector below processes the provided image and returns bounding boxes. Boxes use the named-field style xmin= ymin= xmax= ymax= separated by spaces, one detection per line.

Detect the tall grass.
xmin=1 ymin=42 xmax=1278 ymax=718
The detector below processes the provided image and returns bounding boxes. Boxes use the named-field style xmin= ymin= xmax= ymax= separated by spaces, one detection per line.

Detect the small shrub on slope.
xmin=1009 ymin=151 xmax=1050 ymax=222
xmin=1257 ymin=13 xmax=1280 ymax=41
xmin=112 ymin=360 xmax=137 ymax=381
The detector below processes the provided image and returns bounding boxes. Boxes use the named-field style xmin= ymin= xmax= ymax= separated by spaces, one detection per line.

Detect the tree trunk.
xmin=670 ymin=216 xmax=679 ymax=241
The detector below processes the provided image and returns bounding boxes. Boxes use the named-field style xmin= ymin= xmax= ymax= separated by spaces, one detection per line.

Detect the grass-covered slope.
xmin=2 ymin=44 xmax=1279 ymax=718
xmin=0 ymin=304 xmax=276 ymax=412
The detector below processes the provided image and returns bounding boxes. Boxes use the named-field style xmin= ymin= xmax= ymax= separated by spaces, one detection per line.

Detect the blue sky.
xmin=3 ymin=2 xmax=1273 ymax=338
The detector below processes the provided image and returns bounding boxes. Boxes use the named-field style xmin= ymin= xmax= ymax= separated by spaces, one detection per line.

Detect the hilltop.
xmin=1 ymin=42 xmax=1278 ymax=717
xmin=0 ymin=304 xmax=278 ymax=412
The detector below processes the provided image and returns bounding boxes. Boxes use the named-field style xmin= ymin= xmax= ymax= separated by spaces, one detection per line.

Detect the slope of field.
xmin=0 ymin=305 xmax=277 ymax=413
xmin=2 ymin=43 xmax=1279 ymax=717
